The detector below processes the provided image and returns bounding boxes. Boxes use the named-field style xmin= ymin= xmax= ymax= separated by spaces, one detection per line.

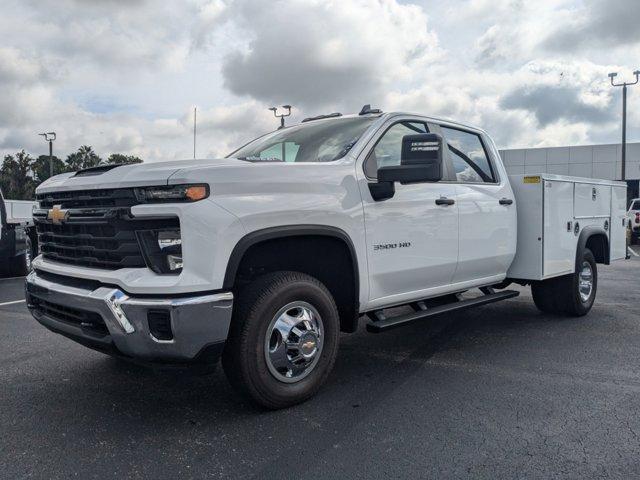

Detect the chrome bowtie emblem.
xmin=47 ymin=205 xmax=69 ymax=225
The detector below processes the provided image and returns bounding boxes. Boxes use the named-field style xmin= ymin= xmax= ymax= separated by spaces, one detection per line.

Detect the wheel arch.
xmin=223 ymin=225 xmax=361 ymax=333
xmin=576 ymin=226 xmax=609 ymax=268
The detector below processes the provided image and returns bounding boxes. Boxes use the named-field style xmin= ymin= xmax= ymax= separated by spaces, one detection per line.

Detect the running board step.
xmin=366 ymin=290 xmax=520 ymax=333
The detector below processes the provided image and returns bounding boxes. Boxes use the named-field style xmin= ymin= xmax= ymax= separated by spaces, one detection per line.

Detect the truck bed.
xmin=507 ymin=174 xmax=627 ymax=281
xmin=4 ymin=199 xmax=36 ymax=225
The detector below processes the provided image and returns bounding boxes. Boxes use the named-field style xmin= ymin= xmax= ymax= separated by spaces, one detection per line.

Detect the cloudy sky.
xmin=1 ymin=0 xmax=639 ymax=162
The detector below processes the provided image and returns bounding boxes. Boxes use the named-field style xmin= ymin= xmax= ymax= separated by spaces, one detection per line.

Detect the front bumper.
xmin=25 ymin=270 xmax=233 ymax=364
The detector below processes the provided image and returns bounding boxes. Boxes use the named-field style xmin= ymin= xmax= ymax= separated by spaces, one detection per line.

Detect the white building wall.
xmin=499 ymin=142 xmax=640 ymax=181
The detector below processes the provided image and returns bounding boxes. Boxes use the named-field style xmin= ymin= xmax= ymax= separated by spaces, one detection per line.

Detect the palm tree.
xmin=0 ymin=151 xmax=37 ymax=199
xmin=65 ymin=145 xmax=102 ymax=171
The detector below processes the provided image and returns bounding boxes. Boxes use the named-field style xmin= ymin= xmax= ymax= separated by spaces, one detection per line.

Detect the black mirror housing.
xmin=401 ymin=133 xmax=443 ymax=168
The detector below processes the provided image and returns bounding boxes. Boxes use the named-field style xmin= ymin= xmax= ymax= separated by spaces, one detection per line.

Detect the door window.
xmin=365 ymin=121 xmax=428 ymax=177
xmin=441 ymin=127 xmax=496 ymax=183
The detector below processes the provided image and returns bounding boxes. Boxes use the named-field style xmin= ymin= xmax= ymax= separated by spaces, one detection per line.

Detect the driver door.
xmin=359 ymin=120 xmax=459 ymax=307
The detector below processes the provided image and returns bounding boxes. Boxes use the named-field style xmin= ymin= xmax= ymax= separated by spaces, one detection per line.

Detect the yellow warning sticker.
xmin=523 ymin=175 xmax=541 ymax=184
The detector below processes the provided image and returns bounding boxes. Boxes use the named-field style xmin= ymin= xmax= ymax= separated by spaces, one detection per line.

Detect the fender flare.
xmin=222 ymin=224 xmax=360 ymax=299
xmin=575 ymin=225 xmax=609 ymax=270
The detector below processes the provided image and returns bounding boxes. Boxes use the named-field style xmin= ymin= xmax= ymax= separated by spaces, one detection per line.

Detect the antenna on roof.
xmin=359 ymin=104 xmax=382 ymax=115
xmin=302 ymin=112 xmax=342 ymax=123
xmin=269 ymin=105 xmax=292 ymax=129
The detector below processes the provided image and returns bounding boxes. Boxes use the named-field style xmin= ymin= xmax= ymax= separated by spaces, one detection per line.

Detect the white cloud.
xmin=220 ymin=0 xmax=441 ymax=108
xmin=0 ymin=0 xmax=639 ymax=165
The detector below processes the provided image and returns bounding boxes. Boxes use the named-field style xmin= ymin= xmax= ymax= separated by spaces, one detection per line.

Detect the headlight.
xmin=134 ymin=184 xmax=209 ymax=203
xmin=136 ymin=229 xmax=183 ymax=274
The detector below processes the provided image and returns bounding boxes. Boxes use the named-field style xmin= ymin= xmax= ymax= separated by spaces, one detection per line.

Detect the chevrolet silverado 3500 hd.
xmin=26 ymin=108 xmax=627 ymax=408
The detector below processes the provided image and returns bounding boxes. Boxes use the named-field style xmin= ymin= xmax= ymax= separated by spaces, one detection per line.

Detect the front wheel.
xmin=3 ymin=237 xmax=32 ymax=277
xmin=222 ymin=271 xmax=340 ymax=409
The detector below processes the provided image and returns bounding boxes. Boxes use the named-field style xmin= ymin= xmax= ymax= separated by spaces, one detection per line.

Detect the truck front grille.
xmin=34 ymin=189 xmax=179 ymax=270
xmin=36 ymin=188 xmax=139 ymax=209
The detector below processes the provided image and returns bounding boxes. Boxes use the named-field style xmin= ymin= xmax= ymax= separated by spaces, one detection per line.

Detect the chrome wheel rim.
xmin=264 ymin=301 xmax=324 ymax=384
xmin=578 ymin=261 xmax=593 ymax=302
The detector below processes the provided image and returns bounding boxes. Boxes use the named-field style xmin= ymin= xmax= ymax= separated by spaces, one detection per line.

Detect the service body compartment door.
xmin=574 ymin=183 xmax=611 ymax=218
xmin=610 ymin=186 xmax=628 ymax=261
xmin=507 ymin=175 xmax=543 ymax=280
xmin=543 ymin=180 xmax=576 ymax=277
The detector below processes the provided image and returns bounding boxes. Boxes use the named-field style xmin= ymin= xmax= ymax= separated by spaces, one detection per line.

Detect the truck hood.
xmin=36 ymin=158 xmax=247 ymax=194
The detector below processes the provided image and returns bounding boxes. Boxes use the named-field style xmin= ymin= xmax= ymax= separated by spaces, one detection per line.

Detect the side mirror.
xmin=369 ymin=133 xmax=444 ymax=201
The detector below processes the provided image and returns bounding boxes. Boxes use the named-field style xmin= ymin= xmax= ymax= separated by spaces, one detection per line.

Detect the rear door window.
xmin=441 ymin=126 xmax=496 ymax=183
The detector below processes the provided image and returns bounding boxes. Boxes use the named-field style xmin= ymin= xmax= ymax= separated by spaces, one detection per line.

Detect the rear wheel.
xmin=531 ymin=248 xmax=597 ymax=317
xmin=222 ymin=271 xmax=340 ymax=409
xmin=557 ymin=249 xmax=597 ymax=316
xmin=531 ymin=278 xmax=559 ymax=313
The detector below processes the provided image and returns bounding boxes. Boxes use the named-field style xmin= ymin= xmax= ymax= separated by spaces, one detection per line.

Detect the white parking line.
xmin=0 ymin=299 xmax=25 ymax=307
xmin=0 ymin=276 xmax=25 ymax=282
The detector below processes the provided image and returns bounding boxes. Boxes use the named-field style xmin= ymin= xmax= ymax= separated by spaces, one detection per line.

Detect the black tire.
xmin=3 ymin=237 xmax=32 ymax=277
xmin=531 ymin=277 xmax=560 ymax=313
xmin=222 ymin=271 xmax=340 ymax=409
xmin=557 ymin=248 xmax=597 ymax=316
xmin=530 ymin=248 xmax=597 ymax=317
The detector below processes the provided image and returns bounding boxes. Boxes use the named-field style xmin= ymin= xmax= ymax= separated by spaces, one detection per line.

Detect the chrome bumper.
xmin=25 ymin=270 xmax=233 ymax=363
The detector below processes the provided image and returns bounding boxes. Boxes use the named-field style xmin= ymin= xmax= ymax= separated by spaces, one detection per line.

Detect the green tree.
xmin=65 ymin=145 xmax=102 ymax=171
xmin=0 ymin=151 xmax=37 ymax=200
xmin=107 ymin=153 xmax=143 ymax=165
xmin=32 ymin=155 xmax=68 ymax=183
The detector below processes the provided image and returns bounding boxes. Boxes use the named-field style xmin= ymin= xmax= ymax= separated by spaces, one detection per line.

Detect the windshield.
xmin=632 ymin=200 xmax=640 ymax=210
xmin=230 ymin=117 xmax=376 ymax=163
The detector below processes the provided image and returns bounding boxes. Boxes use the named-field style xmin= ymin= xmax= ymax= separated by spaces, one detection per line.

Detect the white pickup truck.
xmin=26 ymin=108 xmax=627 ymax=409
xmin=0 ymin=190 xmax=36 ymax=276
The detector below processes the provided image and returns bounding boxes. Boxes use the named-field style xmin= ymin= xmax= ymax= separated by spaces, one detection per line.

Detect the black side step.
xmin=366 ymin=290 xmax=520 ymax=333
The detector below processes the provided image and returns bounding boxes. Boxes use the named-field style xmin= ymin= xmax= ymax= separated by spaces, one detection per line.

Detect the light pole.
xmin=268 ymin=105 xmax=292 ymax=161
xmin=608 ymin=70 xmax=639 ymax=181
xmin=193 ymin=107 xmax=197 ymax=159
xmin=269 ymin=105 xmax=292 ymax=129
xmin=38 ymin=132 xmax=56 ymax=179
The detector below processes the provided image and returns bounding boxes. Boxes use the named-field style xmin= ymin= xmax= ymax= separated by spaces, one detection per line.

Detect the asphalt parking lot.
xmin=1 ymin=251 xmax=640 ymax=480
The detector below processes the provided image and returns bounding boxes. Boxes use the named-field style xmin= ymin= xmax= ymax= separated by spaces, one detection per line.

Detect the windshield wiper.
xmin=237 ymin=156 xmax=284 ymax=163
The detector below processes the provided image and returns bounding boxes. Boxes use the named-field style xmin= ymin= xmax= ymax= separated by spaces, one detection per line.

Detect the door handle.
xmin=499 ymin=198 xmax=513 ymax=206
xmin=435 ymin=197 xmax=455 ymax=206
